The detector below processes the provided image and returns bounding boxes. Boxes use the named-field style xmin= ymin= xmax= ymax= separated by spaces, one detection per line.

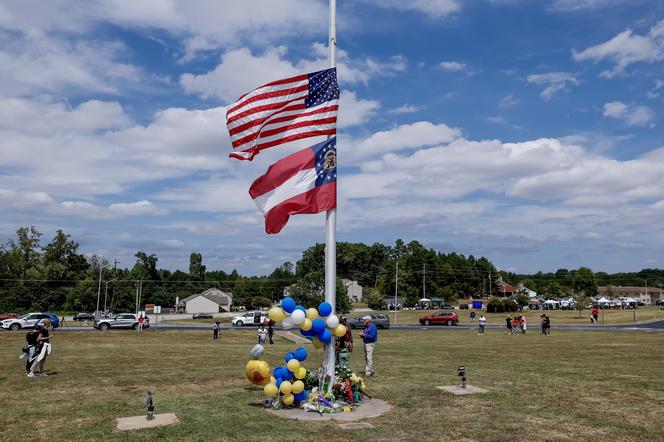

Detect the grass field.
xmin=369 ymin=306 xmax=664 ymax=326
xmin=1 ymin=328 xmax=662 ymax=441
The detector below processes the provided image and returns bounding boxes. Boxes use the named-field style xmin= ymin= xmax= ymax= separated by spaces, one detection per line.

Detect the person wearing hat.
xmin=359 ymin=316 xmax=377 ymax=376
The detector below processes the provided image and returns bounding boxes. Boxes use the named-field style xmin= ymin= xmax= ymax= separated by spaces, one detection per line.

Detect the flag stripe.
xmin=226 ymin=95 xmax=306 ymax=125
xmin=231 ymin=115 xmax=338 ymax=149
xmin=227 ymin=84 xmax=309 ymax=117
xmin=226 ymin=88 xmax=309 ymax=122
xmin=228 ymin=103 xmax=306 ymax=133
xmin=229 ymin=103 xmax=337 ymax=138
xmin=263 ymin=182 xmax=336 ymax=234
xmin=249 ymin=147 xmax=315 ymax=199
xmin=253 ymin=168 xmax=318 ymax=214
xmin=234 ymin=74 xmax=308 ymax=102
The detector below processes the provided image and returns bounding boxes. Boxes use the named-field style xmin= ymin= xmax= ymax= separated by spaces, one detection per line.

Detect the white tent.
xmin=418 ymin=298 xmax=431 ymax=303
xmin=596 ymin=297 xmax=611 ymax=303
xmin=543 ymin=299 xmax=560 ymax=310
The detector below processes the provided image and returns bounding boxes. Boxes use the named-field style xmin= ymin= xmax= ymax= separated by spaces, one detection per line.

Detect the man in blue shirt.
xmin=360 ymin=316 xmax=378 ymax=376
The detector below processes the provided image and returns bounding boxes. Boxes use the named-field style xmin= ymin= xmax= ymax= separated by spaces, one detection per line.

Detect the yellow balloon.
xmin=301 ymin=318 xmax=312 ymax=331
xmin=245 ymin=360 xmax=258 ymax=379
xmin=306 ymin=307 xmax=319 ymax=320
xmin=264 ymin=383 xmax=278 ymax=397
xmin=268 ymin=307 xmax=286 ymax=322
xmin=312 ymin=337 xmax=324 ymax=349
xmin=292 ymin=380 xmax=304 ymax=394
xmin=333 ymin=324 xmax=347 ymax=337
xmin=287 ymin=358 xmax=300 ymax=373
xmin=280 ymin=380 xmax=293 ymax=394
xmin=270 ymin=375 xmax=276 ymax=384
xmin=295 ymin=366 xmax=307 ymax=379
xmin=245 ymin=360 xmax=271 ymax=385
xmin=282 ymin=393 xmax=295 ymax=406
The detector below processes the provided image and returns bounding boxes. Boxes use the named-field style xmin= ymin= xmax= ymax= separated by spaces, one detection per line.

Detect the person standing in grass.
xmin=212 ymin=321 xmax=220 ymax=340
xmin=512 ymin=316 xmax=519 ymax=334
xmin=360 ymin=316 xmax=378 ymax=376
xmin=267 ymin=319 xmax=274 ymax=345
xmin=478 ymin=314 xmax=486 ymax=335
xmin=137 ymin=314 xmax=145 ymax=332
xmin=257 ymin=324 xmax=267 ymax=345
xmin=591 ymin=306 xmax=599 ymax=323
xmin=470 ymin=311 xmax=476 ymax=322
xmin=60 ymin=316 xmax=66 ymax=327
xmin=506 ymin=316 xmax=513 ymax=335
xmin=544 ymin=314 xmax=551 ymax=336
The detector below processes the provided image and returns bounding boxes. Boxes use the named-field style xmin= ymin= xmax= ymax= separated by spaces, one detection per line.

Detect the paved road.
xmin=16 ymin=319 xmax=664 ymax=333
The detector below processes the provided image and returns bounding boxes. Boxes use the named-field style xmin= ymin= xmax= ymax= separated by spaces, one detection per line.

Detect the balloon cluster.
xmin=263 ymin=347 xmax=310 ymax=406
xmin=268 ymin=297 xmax=347 ymax=348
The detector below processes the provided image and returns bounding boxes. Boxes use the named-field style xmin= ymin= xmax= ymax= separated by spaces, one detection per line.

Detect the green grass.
xmin=369 ymin=306 xmax=664 ymax=326
xmin=0 ymin=328 xmax=662 ymax=441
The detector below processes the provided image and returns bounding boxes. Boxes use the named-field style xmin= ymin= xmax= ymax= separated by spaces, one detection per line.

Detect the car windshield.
xmin=19 ymin=313 xmax=32 ymax=319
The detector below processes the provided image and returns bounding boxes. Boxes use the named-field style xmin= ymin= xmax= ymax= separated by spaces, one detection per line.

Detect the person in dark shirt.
xmin=506 ymin=316 xmax=513 ymax=335
xmin=23 ymin=329 xmax=39 ymax=375
xmin=267 ymin=319 xmax=274 ymax=345
xmin=336 ymin=317 xmax=353 ymax=368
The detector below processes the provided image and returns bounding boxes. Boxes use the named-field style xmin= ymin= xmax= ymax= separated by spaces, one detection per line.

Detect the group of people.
xmin=506 ymin=315 xmax=528 ymax=334
xmin=20 ymin=319 xmax=52 ymax=377
xmin=256 ymin=320 xmax=275 ymax=345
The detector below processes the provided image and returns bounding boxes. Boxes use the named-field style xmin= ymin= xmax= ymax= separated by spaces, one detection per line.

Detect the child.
xmin=257 ymin=324 xmax=267 ymax=345
xmin=478 ymin=315 xmax=486 ymax=336
xmin=21 ymin=328 xmax=40 ymax=376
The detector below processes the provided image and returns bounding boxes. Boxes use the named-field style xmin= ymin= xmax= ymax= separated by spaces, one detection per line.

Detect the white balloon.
xmin=281 ymin=316 xmax=296 ymax=330
xmin=291 ymin=309 xmax=306 ymax=325
xmin=325 ymin=314 xmax=339 ymax=329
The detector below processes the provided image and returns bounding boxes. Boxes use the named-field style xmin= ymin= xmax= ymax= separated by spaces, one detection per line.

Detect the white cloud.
xmin=572 ymin=20 xmax=664 ymax=78
xmin=347 ymin=121 xmax=461 ymax=161
xmin=488 ymin=116 xmax=507 ymax=124
xmin=338 ymin=91 xmax=380 ymax=128
xmin=527 ymin=72 xmax=580 ymax=100
xmin=389 ymin=104 xmax=421 ymax=114
xmin=372 ymin=0 xmax=462 ymax=18
xmin=439 ymin=61 xmax=466 ymax=72
xmin=603 ymin=101 xmax=655 ymax=127
xmin=498 ymin=94 xmax=520 ymax=108
xmin=548 ymin=0 xmax=627 ymax=11
xmin=180 ymin=45 xmax=406 ymax=102
xmin=647 ymin=79 xmax=664 ymax=99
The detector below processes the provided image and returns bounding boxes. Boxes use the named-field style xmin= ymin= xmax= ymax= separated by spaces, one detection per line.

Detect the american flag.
xmin=226 ymin=68 xmax=339 ymax=161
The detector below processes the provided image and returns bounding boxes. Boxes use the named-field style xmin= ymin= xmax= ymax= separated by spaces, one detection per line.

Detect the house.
xmin=176 ymin=288 xmax=233 ymax=314
xmin=517 ymin=282 xmax=538 ymax=299
xmin=497 ymin=278 xmax=516 ymax=297
xmin=342 ymin=279 xmax=363 ymax=303
xmin=597 ymin=286 xmax=662 ymax=305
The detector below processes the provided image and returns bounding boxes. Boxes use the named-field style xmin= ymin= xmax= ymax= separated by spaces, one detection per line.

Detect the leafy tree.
xmin=572 ymin=267 xmax=598 ymax=297
xmin=189 ymin=253 xmax=206 ymax=281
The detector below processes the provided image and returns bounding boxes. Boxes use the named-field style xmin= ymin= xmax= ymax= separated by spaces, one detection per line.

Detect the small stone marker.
xmin=115 ymin=413 xmax=179 ymax=431
xmin=338 ymin=422 xmax=374 ymax=430
xmin=437 ymin=385 xmax=488 ymax=395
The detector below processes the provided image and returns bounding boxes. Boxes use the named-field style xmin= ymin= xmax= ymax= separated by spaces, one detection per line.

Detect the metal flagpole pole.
xmin=322 ymin=0 xmax=337 ymax=391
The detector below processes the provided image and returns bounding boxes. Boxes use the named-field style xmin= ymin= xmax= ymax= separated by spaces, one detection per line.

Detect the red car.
xmin=419 ymin=311 xmax=459 ymax=326
xmin=0 ymin=313 xmax=17 ymax=320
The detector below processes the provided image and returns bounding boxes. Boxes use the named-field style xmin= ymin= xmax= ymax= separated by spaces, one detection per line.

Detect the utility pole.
xmin=394 ymin=259 xmax=399 ymax=325
xmin=423 ymin=263 xmax=426 ymax=299
xmin=488 ymin=271 xmax=492 ymax=297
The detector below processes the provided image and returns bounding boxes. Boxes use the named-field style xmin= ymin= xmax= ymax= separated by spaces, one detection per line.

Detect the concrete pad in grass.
xmin=115 ymin=413 xmax=179 ymax=431
xmin=437 ymin=385 xmax=488 ymax=395
xmin=265 ymin=398 xmax=392 ymax=421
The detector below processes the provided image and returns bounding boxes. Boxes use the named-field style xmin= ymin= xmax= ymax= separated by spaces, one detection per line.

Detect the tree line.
xmin=2 ymin=226 xmax=660 ymax=314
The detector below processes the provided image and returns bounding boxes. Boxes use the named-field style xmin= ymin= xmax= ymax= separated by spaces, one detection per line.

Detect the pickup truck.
xmin=232 ymin=311 xmax=268 ymax=326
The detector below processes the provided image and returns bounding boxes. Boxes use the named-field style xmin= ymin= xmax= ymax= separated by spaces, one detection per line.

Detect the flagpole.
xmin=323 ymin=0 xmax=337 ymax=391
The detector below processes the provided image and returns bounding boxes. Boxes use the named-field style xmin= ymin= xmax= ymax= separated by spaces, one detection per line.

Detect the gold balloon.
xmin=306 ymin=307 xmax=319 ymax=320
xmin=282 ymin=393 xmax=295 ymax=406
xmin=264 ymin=383 xmax=278 ymax=397
xmin=295 ymin=366 xmax=307 ymax=379
xmin=333 ymin=324 xmax=347 ymax=337
xmin=291 ymin=380 xmax=305 ymax=394
xmin=280 ymin=380 xmax=293 ymax=395
xmin=287 ymin=359 xmax=300 ymax=373
xmin=245 ymin=360 xmax=271 ymax=386
xmin=268 ymin=307 xmax=286 ymax=322
xmin=301 ymin=318 xmax=312 ymax=331
xmin=312 ymin=337 xmax=324 ymax=349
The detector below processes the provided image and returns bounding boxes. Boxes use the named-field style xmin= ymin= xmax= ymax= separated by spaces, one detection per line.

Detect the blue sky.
xmin=1 ymin=0 xmax=664 ymax=275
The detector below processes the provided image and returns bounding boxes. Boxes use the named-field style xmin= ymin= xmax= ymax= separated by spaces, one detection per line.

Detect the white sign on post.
xmin=154 ymin=306 xmax=162 ymax=314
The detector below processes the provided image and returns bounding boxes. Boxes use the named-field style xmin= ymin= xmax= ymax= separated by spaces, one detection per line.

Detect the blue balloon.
xmin=294 ymin=347 xmax=308 ymax=362
xmin=318 ymin=302 xmax=332 ymax=317
xmin=284 ymin=352 xmax=295 ymax=362
xmin=294 ymin=390 xmax=308 ymax=402
xmin=311 ymin=318 xmax=326 ymax=334
xmin=281 ymin=297 xmax=296 ymax=313
xmin=276 ymin=378 xmax=283 ymax=388
xmin=318 ymin=329 xmax=332 ymax=344
xmin=294 ymin=305 xmax=306 ymax=313
xmin=300 ymin=328 xmax=315 ymax=337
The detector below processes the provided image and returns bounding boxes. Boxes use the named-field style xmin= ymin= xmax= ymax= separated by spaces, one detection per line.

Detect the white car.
xmin=1 ymin=312 xmax=51 ymax=331
xmin=232 ymin=311 xmax=268 ymax=326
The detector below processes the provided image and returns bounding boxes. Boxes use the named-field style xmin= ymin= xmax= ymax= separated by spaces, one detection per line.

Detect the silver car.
xmin=347 ymin=314 xmax=390 ymax=329
xmin=94 ymin=313 xmax=149 ymax=331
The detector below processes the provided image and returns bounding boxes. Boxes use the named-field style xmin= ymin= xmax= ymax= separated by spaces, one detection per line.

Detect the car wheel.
xmin=100 ymin=323 xmax=110 ymax=331
xmin=424 ymin=320 xmax=431 ymax=326
xmin=447 ymin=320 xmax=453 ymax=326
xmin=10 ymin=323 xmax=20 ymax=331
xmin=236 ymin=321 xmax=243 ymax=327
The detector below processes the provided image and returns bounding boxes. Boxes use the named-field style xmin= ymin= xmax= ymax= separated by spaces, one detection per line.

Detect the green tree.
xmin=189 ymin=253 xmax=206 ymax=281
xmin=572 ymin=267 xmax=598 ymax=297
